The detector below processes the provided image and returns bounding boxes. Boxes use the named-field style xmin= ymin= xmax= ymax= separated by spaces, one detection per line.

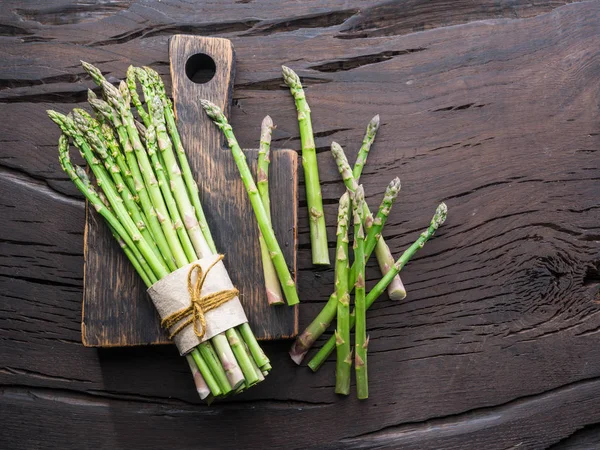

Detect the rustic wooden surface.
xmin=1 ymin=1 xmax=600 ymax=449
xmin=83 ymin=34 xmax=298 ymax=347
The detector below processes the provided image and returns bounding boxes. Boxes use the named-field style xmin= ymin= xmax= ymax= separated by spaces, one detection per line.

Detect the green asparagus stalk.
xmin=331 ymin=141 xmax=406 ymax=300
xmin=289 ymin=177 xmax=401 ymax=364
xmin=57 ymin=135 xmax=155 ymax=284
xmin=257 ymin=115 xmax=284 ymax=306
xmin=144 ymin=66 xmax=217 ymax=254
xmin=238 ymin=322 xmax=270 ymax=370
xmin=186 ymin=353 xmax=212 ymax=400
xmin=72 ymin=109 xmax=168 ymax=270
xmin=190 ymin=348 xmax=222 ymax=397
xmin=282 ymin=66 xmax=329 ymax=266
xmin=334 ymin=192 xmax=351 ymax=395
xmin=126 ymin=66 xmax=150 ymax=125
xmin=88 ymin=93 xmax=178 ymax=272
xmin=226 ymin=328 xmax=260 ymax=386
xmin=99 ymin=79 xmax=190 ymax=266
xmin=352 ymin=186 xmax=368 ymax=399
xmin=308 ymin=203 xmax=448 ymax=371
xmin=148 ymin=95 xmax=212 ymax=258
xmin=135 ymin=117 xmax=197 ymax=263
xmin=364 ymin=177 xmax=401 ymax=258
xmin=49 ymin=111 xmax=169 ymax=279
xmin=99 ymin=121 xmax=137 ymax=198
xmin=201 ymin=100 xmax=300 ymax=306
xmin=211 ymin=333 xmax=245 ymax=390
xmin=353 ymin=115 xmax=380 ymax=181
xmin=198 ymin=341 xmax=233 ymax=395
xmin=97 ymin=79 xmax=190 ymax=268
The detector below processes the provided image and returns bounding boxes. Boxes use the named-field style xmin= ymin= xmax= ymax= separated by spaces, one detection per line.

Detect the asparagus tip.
xmin=200 ymin=99 xmax=222 ymax=120
xmin=385 ymin=177 xmax=401 ymax=198
xmin=281 ymin=65 xmax=301 ymax=88
xmin=261 ymin=115 xmax=273 ymax=129
xmin=370 ymin=114 xmax=380 ymax=130
xmin=433 ymin=202 xmax=448 ymax=228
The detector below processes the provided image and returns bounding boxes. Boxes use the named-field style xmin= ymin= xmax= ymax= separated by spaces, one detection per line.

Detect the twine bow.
xmin=160 ymin=255 xmax=239 ymax=340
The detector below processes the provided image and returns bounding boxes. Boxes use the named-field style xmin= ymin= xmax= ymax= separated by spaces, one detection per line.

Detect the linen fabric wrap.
xmin=147 ymin=255 xmax=248 ymax=355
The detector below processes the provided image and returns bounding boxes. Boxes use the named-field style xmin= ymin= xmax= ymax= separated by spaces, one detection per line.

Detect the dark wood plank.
xmin=82 ymin=35 xmax=298 ymax=346
xmin=1 ymin=1 xmax=600 ymax=449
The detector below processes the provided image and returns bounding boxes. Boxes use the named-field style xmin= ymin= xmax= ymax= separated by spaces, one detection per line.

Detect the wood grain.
xmin=1 ymin=1 xmax=600 ymax=449
xmin=82 ymin=35 xmax=298 ymax=346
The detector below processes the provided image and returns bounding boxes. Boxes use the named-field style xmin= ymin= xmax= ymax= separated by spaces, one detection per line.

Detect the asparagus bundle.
xmin=48 ymin=62 xmax=271 ymax=401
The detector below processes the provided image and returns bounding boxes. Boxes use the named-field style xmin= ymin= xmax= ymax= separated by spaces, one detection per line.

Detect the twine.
xmin=160 ymin=255 xmax=239 ymax=340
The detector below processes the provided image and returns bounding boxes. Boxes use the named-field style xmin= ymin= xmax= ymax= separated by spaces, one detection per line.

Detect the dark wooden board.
xmin=1 ymin=1 xmax=600 ymax=449
xmin=82 ymin=35 xmax=298 ymax=346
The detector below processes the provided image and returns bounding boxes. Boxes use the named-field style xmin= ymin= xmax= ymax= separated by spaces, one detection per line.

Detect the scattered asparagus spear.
xmin=334 ymin=192 xmax=351 ymax=395
xmin=332 ymin=141 xmax=406 ymax=300
xmin=201 ymin=99 xmax=300 ymax=306
xmin=352 ymin=186 xmax=368 ymax=399
xmin=282 ymin=66 xmax=329 ymax=266
xmin=308 ymin=203 xmax=448 ymax=371
xmin=257 ymin=116 xmax=284 ymax=306
xmin=289 ymin=177 xmax=401 ymax=364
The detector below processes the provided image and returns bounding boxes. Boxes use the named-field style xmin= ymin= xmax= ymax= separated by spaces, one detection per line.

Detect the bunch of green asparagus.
xmin=202 ymin=66 xmax=447 ymax=399
xmin=48 ymin=62 xmax=272 ymax=402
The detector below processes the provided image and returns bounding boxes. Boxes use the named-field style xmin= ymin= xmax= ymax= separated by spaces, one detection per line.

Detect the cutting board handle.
xmin=169 ymin=35 xmax=235 ymax=159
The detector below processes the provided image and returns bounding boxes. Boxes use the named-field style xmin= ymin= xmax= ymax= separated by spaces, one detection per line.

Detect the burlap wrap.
xmin=147 ymin=255 xmax=248 ymax=355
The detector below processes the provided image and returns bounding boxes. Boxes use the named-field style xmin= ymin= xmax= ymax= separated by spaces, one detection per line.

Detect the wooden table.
xmin=2 ymin=1 xmax=600 ymax=449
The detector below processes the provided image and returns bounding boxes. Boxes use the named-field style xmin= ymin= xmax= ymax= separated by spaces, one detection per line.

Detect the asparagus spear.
xmin=49 ymin=111 xmax=169 ymax=279
xmin=288 ymin=177 xmax=401 ymax=364
xmin=226 ymin=328 xmax=260 ymax=386
xmin=148 ymin=95 xmax=212 ymax=258
xmin=334 ymin=192 xmax=351 ymax=395
xmin=331 ymin=141 xmax=406 ymax=300
xmin=144 ymin=66 xmax=217 ymax=254
xmin=352 ymin=186 xmax=368 ymax=399
xmin=257 ymin=116 xmax=284 ymax=306
xmin=201 ymin=100 xmax=300 ymax=306
xmin=364 ymin=177 xmax=401 ymax=258
xmin=282 ymin=66 xmax=329 ymax=266
xmin=139 ymin=118 xmax=198 ymax=263
xmin=100 ymin=79 xmax=190 ymax=268
xmin=186 ymin=353 xmax=212 ymax=400
xmin=238 ymin=322 xmax=270 ymax=370
xmin=72 ymin=109 xmax=168 ymax=270
xmin=88 ymin=93 xmax=178 ymax=271
xmin=353 ymin=115 xmax=380 ymax=181
xmin=308 ymin=203 xmax=448 ymax=371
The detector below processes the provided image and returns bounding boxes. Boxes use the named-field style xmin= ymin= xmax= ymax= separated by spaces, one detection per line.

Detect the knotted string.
xmin=160 ymin=255 xmax=239 ymax=340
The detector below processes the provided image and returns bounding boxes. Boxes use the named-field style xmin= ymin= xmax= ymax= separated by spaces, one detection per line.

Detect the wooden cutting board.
xmin=82 ymin=35 xmax=298 ymax=347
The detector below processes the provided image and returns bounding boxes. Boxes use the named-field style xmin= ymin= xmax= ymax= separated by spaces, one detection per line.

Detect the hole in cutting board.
xmin=185 ymin=53 xmax=216 ymax=84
